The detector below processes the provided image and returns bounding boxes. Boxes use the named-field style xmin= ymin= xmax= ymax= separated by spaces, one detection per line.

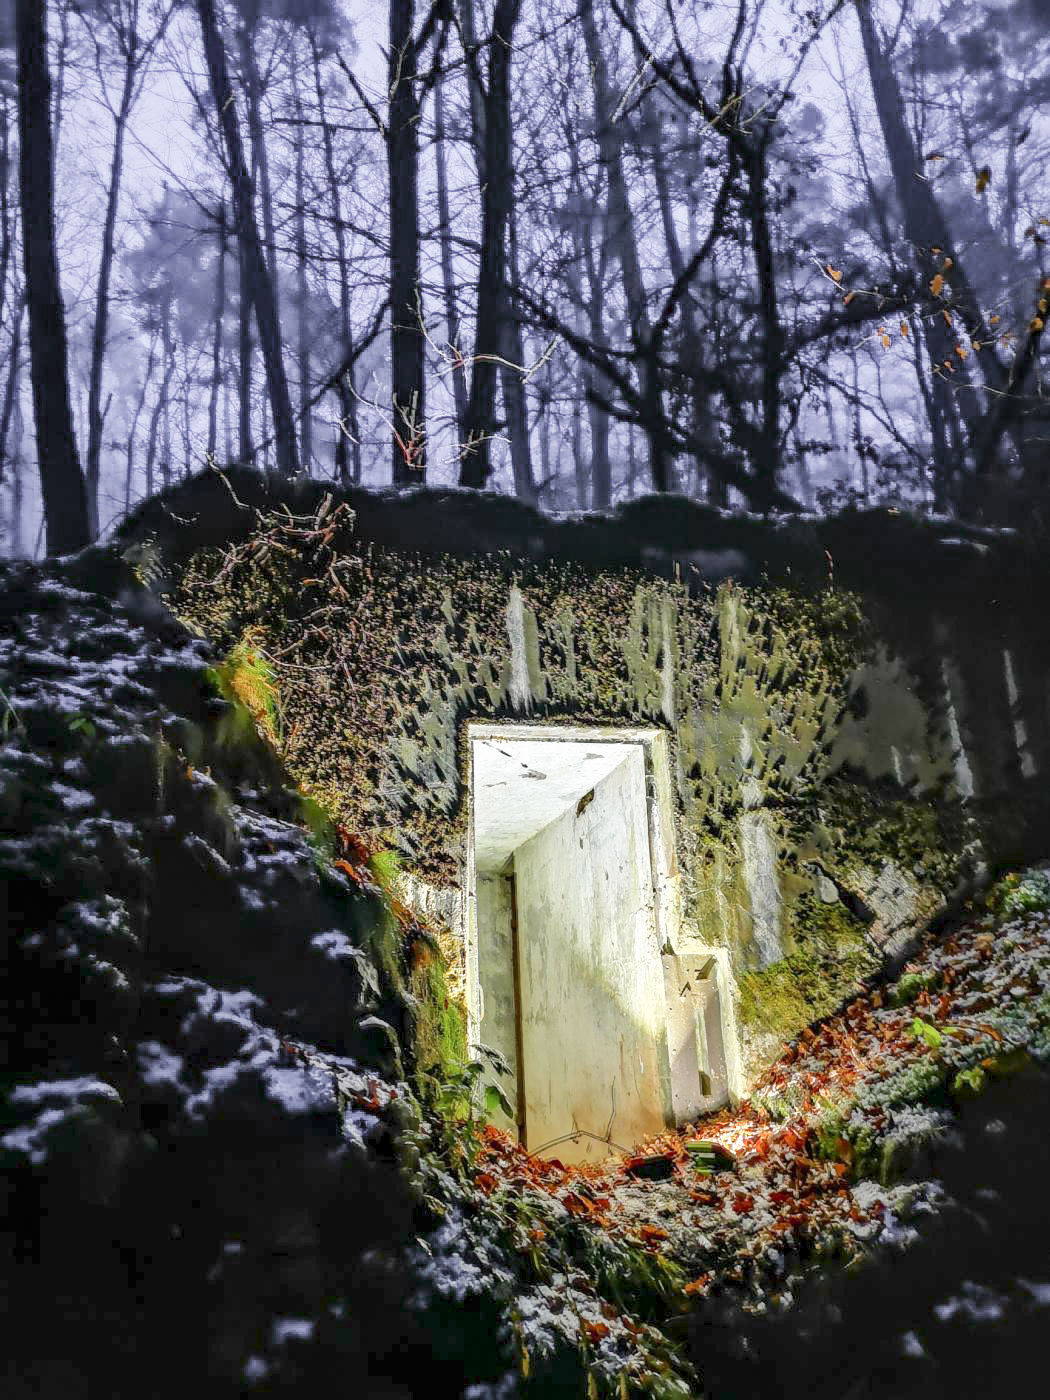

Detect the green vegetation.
xmin=987 ymin=867 xmax=1050 ymax=919
xmin=888 ymin=969 xmax=942 ymax=1007
xmin=736 ymin=895 xmax=878 ymax=1043
xmin=205 ymin=627 xmax=283 ymax=748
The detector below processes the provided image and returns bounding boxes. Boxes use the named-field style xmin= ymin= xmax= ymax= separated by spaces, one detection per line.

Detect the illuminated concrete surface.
xmin=468 ymin=725 xmax=735 ymax=1163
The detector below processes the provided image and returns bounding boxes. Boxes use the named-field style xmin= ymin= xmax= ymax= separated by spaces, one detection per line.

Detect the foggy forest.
xmin=2 ymin=0 xmax=1048 ymax=555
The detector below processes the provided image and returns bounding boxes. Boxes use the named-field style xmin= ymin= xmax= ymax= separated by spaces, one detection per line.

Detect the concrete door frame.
xmin=466 ymin=722 xmax=721 ymax=1152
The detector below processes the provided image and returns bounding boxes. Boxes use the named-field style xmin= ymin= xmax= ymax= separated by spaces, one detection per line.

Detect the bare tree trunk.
xmin=160 ymin=290 xmax=173 ymax=488
xmin=455 ymin=0 xmax=533 ymax=498
xmin=10 ymin=394 xmax=25 ymax=555
xmin=0 ymin=97 xmax=13 ymax=333
xmin=292 ymin=61 xmax=312 ymax=473
xmin=571 ymin=359 xmax=587 ymax=509
xmin=649 ymin=101 xmax=718 ymax=500
xmin=460 ymin=0 xmax=523 ymax=490
xmin=538 ymin=354 xmax=552 ymax=500
xmin=743 ymin=143 xmax=784 ymax=510
xmin=239 ymin=10 xmax=280 ymax=330
xmin=388 ymin=0 xmax=426 ymax=484
xmin=564 ymin=137 xmax=612 ymax=509
xmin=434 ymin=74 xmax=469 ymax=442
xmin=582 ymin=218 xmax=612 ymax=509
xmin=145 ymin=328 xmax=176 ymax=499
xmin=579 ymin=0 xmax=664 ymax=492
xmin=85 ymin=11 xmax=138 ymax=538
xmin=0 ymin=293 xmax=24 ymax=490
xmin=223 ymin=338 xmax=233 ymax=462
xmin=207 ymin=202 xmax=225 ymax=461
xmin=500 ymin=210 xmax=535 ymax=503
xmin=197 ymin=0 xmax=298 ymax=477
xmin=125 ymin=333 xmax=155 ymax=514
xmin=855 ymin=0 xmax=996 ymax=468
xmin=310 ymin=31 xmax=361 ymax=486
xmin=238 ymin=237 xmax=252 ymax=462
xmin=15 ymin=0 xmax=90 ymax=555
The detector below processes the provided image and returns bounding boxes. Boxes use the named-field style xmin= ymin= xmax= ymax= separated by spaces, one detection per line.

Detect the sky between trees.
xmin=2 ymin=0 xmax=1049 ymax=555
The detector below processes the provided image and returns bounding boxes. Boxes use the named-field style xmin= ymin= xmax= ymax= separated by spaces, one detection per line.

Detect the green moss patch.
xmin=736 ymin=895 xmax=879 ymax=1043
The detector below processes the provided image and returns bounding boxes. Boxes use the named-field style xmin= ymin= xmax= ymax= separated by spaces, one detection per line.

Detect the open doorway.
xmin=466 ymin=724 xmax=733 ymax=1164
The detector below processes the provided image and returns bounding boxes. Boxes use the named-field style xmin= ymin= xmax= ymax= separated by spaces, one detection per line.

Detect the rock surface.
xmin=0 ymin=551 xmax=512 ymax=1399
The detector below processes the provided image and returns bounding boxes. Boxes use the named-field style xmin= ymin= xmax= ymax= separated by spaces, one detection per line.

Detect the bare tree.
xmin=15 ymin=0 xmax=90 ymax=554
xmin=197 ymin=0 xmax=299 ymax=476
xmin=310 ymin=30 xmax=361 ymax=484
xmin=457 ymin=0 xmax=535 ymax=501
xmin=384 ymin=0 xmax=447 ymax=485
xmin=76 ymin=0 xmax=175 ymax=535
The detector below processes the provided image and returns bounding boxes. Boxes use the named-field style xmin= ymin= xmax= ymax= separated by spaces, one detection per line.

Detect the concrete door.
xmin=512 ymin=748 xmax=670 ymax=1162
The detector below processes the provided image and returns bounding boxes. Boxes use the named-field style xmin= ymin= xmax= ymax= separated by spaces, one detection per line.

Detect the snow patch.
xmin=270 ymin=1318 xmax=315 ymax=1346
xmin=1 ymin=1108 xmax=76 ymax=1164
xmin=10 ymin=1077 xmax=121 ymax=1106
xmin=1017 ymin=1278 xmax=1050 ymax=1305
xmin=934 ymin=1280 xmax=1007 ymax=1323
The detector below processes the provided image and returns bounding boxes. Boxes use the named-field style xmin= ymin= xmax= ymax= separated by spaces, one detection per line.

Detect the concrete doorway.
xmin=466 ymin=724 xmax=731 ymax=1164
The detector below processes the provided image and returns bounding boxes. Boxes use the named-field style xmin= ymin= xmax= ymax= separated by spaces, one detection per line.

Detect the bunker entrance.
xmin=467 ymin=725 xmax=731 ymax=1165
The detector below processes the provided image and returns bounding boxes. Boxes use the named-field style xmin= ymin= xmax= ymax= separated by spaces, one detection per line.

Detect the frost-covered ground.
xmin=468 ymin=870 xmax=1050 ymax=1384
xmin=5 ymin=544 xmax=1050 ymax=1400
xmin=0 ymin=551 xmax=506 ymax=1399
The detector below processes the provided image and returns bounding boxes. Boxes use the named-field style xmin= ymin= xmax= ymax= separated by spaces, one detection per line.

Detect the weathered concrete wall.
xmin=514 ymin=752 xmax=668 ymax=1163
xmin=475 ymin=872 xmax=518 ymax=1134
xmin=123 ymin=469 xmax=1050 ymax=1092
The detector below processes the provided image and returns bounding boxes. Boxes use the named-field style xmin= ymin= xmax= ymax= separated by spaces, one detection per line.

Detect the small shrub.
xmin=206 ymin=627 xmax=283 ymax=747
xmin=988 ymin=867 xmax=1050 ymax=920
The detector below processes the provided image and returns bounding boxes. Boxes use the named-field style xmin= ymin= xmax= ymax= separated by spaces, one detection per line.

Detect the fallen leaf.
xmin=931 ymin=273 xmax=945 ymax=297
xmin=975 ymin=166 xmax=991 ymax=193
xmin=582 ymin=1320 xmax=610 ymax=1344
xmin=827 ymin=264 xmax=843 ymax=282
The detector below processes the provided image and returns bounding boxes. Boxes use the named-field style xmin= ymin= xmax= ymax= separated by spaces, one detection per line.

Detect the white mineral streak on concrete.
xmin=739 ymin=722 xmax=764 ymax=812
xmin=506 ymin=585 xmax=532 ymax=712
xmin=1003 ymin=648 xmax=1037 ymax=778
xmin=660 ymin=602 xmax=675 ymax=726
xmin=740 ymin=809 xmax=782 ymax=968
xmin=891 ymin=744 xmax=904 ymax=786
xmin=940 ymin=655 xmax=975 ymax=799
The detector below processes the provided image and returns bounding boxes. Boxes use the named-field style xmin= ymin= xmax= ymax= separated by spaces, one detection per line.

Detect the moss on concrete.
xmin=410 ymin=948 xmax=469 ymax=1084
xmin=127 ymin=471 xmax=1050 ymax=1089
xmin=735 ymin=895 xmax=878 ymax=1046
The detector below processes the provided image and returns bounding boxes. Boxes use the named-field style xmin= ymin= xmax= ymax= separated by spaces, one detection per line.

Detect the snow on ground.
xmin=471 ymin=886 xmax=1050 ymax=1308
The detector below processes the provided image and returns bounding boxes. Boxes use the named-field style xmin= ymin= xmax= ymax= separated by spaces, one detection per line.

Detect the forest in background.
xmin=1 ymin=0 xmax=1048 ymax=556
